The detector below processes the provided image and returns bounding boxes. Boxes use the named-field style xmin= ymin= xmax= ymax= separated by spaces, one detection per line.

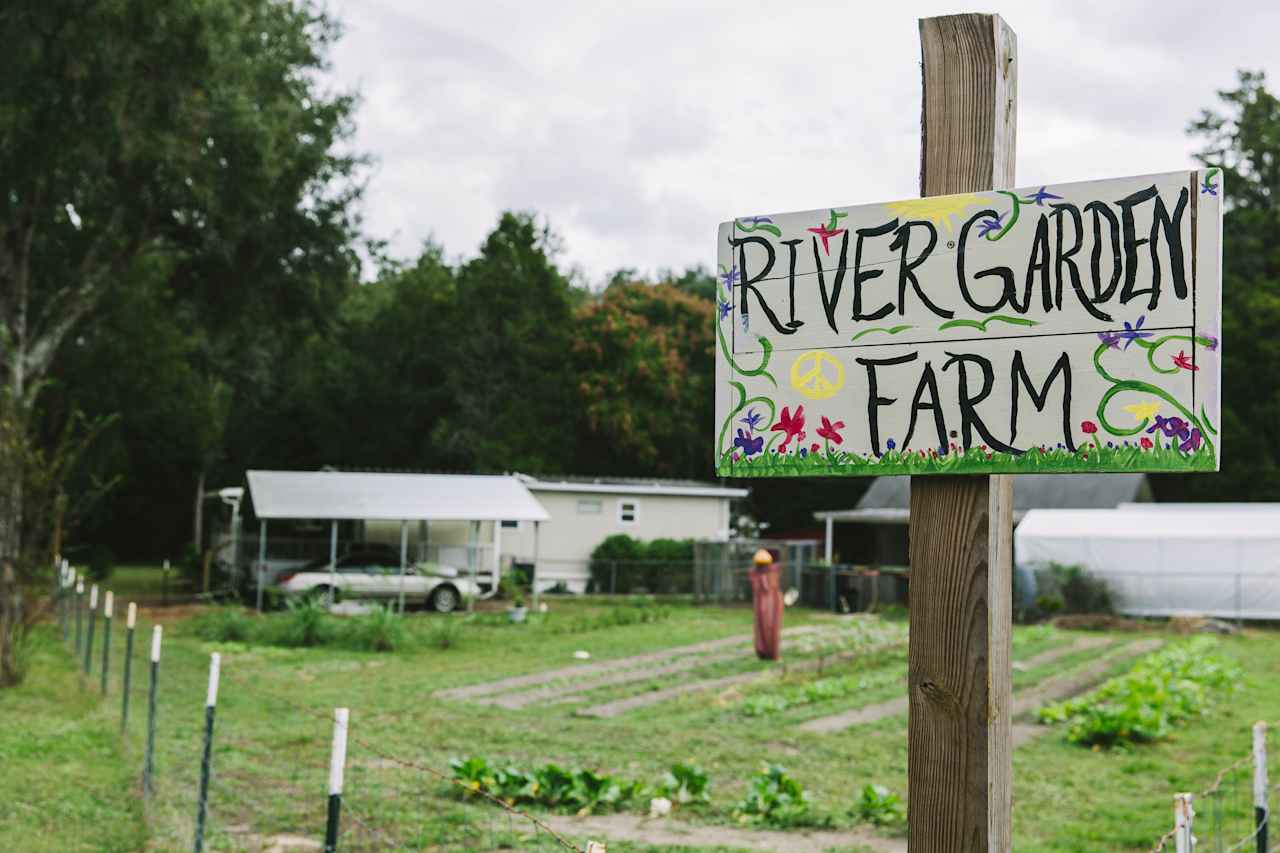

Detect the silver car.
xmin=276 ymin=552 xmax=474 ymax=613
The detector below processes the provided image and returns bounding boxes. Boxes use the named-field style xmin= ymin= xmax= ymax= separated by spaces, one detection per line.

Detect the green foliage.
xmin=342 ymin=606 xmax=406 ymax=652
xmin=264 ymin=598 xmax=335 ymax=648
xmin=1039 ymin=638 xmax=1242 ymax=747
xmin=740 ymin=665 xmax=904 ymax=717
xmin=653 ymin=762 xmax=711 ymax=806
xmin=853 ymin=783 xmax=905 ymax=827
xmin=550 ymin=600 xmax=673 ymax=635
xmin=448 ymin=756 xmax=644 ymax=816
xmin=734 ymin=764 xmax=824 ymax=828
xmin=188 ymin=607 xmax=256 ymax=643
xmin=84 ymin=545 xmax=116 ymax=582
xmin=428 ymin=616 xmax=463 ymax=650
xmin=588 ymin=534 xmax=694 ymax=594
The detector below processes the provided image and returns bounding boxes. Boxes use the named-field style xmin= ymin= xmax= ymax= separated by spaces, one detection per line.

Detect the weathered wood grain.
xmin=909 ymin=13 xmax=1017 ymax=853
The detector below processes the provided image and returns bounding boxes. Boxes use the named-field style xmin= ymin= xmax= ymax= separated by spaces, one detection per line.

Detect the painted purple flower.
xmin=977 ymin=213 xmax=1004 ymax=238
xmin=1204 ymin=335 xmax=1219 ymax=351
xmin=740 ymin=216 xmax=773 ymax=226
xmin=1097 ymin=330 xmax=1122 ymax=350
xmin=1025 ymin=186 xmax=1062 ymax=206
xmin=1147 ymin=415 xmax=1190 ymax=441
xmin=740 ymin=408 xmax=764 ymax=431
xmin=1179 ymin=428 xmax=1203 ymax=452
xmin=718 ymin=299 xmax=732 ymax=321
xmin=886 ymin=438 xmax=897 ymax=451
xmin=799 ymin=447 xmax=808 ymax=458
xmin=1119 ymin=315 xmax=1153 ymax=349
xmin=720 ymin=265 xmax=740 ymax=292
xmin=733 ymin=428 xmax=763 ymax=457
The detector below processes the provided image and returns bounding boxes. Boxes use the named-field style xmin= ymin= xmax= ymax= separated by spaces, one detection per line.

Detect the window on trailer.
xmin=618 ymin=500 xmax=639 ymax=524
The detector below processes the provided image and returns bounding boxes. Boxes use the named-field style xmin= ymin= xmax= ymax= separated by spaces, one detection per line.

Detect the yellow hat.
xmin=752 ymin=549 xmax=773 ymax=565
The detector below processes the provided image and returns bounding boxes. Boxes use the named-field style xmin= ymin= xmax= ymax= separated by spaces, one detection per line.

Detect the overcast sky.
xmin=324 ymin=1 xmax=1277 ymax=285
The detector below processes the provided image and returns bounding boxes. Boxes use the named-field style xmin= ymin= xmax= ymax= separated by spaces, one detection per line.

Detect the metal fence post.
xmin=144 ymin=626 xmax=162 ymax=804
xmin=100 ymin=592 xmax=113 ymax=694
xmin=324 ymin=708 xmax=349 ymax=852
xmin=122 ymin=603 xmax=136 ymax=733
xmin=83 ymin=584 xmax=99 ymax=676
xmin=193 ymin=653 xmax=221 ymax=853
xmin=1174 ymin=792 xmax=1195 ymax=853
xmin=74 ymin=578 xmax=84 ymax=656
xmin=1255 ymin=721 xmax=1269 ymax=853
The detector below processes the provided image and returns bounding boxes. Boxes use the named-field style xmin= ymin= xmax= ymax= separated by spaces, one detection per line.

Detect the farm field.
xmin=1 ymin=599 xmax=1275 ymax=852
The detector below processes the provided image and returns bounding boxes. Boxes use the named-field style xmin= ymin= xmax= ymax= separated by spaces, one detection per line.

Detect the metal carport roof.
xmin=246 ymin=470 xmax=551 ymax=522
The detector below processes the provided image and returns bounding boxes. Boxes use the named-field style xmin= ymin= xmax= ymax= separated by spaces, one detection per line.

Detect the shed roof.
xmin=814 ymin=474 xmax=1149 ymax=524
xmin=246 ymin=470 xmax=550 ymax=522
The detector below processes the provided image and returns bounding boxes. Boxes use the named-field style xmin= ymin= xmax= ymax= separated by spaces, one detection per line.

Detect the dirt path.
xmin=800 ymin=636 xmax=1146 ymax=735
xmin=542 ymin=813 xmax=906 ymax=853
xmin=434 ymin=625 xmax=833 ymax=702
xmin=575 ymin=640 xmax=905 ymax=719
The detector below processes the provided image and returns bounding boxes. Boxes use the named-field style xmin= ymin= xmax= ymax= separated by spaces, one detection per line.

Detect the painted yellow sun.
xmin=883 ymin=193 xmax=988 ymax=234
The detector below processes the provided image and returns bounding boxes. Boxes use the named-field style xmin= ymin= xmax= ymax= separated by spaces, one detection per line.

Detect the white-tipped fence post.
xmin=324 ymin=708 xmax=349 ymax=852
xmin=59 ymin=566 xmax=71 ymax=642
xmin=143 ymin=625 xmax=162 ymax=804
xmin=193 ymin=652 xmax=221 ymax=853
xmin=1174 ymin=792 xmax=1194 ymax=853
xmin=1255 ymin=721 xmax=1269 ymax=853
xmin=83 ymin=584 xmax=99 ymax=675
xmin=121 ymin=603 xmax=137 ymax=733
xmin=100 ymin=591 xmax=113 ymax=694
xmin=74 ymin=577 xmax=84 ymax=656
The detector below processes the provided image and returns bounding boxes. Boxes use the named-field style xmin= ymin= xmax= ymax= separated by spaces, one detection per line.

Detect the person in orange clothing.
xmin=749 ymin=548 xmax=783 ymax=660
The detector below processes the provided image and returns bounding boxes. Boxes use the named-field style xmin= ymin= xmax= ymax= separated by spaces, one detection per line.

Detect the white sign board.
xmin=714 ymin=169 xmax=1222 ymax=477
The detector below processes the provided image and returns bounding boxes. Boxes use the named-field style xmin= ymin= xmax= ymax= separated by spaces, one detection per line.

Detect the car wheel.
xmin=429 ymin=585 xmax=459 ymax=614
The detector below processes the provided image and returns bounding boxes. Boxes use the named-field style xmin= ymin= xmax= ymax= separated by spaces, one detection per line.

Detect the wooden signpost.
xmin=713 ymin=12 xmax=1223 ymax=850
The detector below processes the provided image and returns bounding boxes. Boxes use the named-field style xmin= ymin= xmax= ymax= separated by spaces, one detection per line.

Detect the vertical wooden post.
xmin=1173 ymin=793 xmax=1195 ymax=853
xmin=909 ymin=14 xmax=1016 ymax=852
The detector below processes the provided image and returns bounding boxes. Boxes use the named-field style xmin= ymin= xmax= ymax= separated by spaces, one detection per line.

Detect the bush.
xmin=342 ymin=606 xmax=406 ymax=652
xmin=588 ymin=534 xmax=694 ymax=594
xmin=85 ymin=544 xmax=115 ymax=582
xmin=1018 ymin=562 xmax=1113 ymax=622
xmin=189 ymin=607 xmax=256 ymax=643
xmin=854 ymin=783 xmax=905 ymax=826
xmin=734 ymin=764 xmax=825 ymax=828
xmin=1039 ymin=637 xmax=1241 ymax=747
xmin=429 ymin=616 xmax=463 ymax=650
xmin=264 ymin=598 xmax=335 ymax=647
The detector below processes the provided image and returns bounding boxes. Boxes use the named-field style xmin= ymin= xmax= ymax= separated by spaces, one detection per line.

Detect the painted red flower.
xmin=1140 ymin=436 xmax=1153 ymax=450
xmin=1172 ymin=350 xmax=1199 ymax=372
xmin=810 ymin=443 xmax=820 ymax=454
xmin=816 ymin=416 xmax=845 ymax=445
xmin=1081 ymin=421 xmax=1098 ymax=435
xmin=770 ymin=405 xmax=806 ymax=452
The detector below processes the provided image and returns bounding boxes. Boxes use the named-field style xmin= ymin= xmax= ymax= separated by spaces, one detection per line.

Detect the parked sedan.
xmin=276 ymin=553 xmax=473 ymax=613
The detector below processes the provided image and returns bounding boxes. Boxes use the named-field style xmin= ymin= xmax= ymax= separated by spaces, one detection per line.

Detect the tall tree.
xmin=0 ymin=0 xmax=362 ymax=679
xmin=1175 ymin=70 xmax=1280 ymax=501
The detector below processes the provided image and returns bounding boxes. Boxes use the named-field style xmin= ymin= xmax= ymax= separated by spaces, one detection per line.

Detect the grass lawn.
xmin=2 ymin=599 xmax=1275 ymax=851
xmin=107 ymin=564 xmax=196 ymax=600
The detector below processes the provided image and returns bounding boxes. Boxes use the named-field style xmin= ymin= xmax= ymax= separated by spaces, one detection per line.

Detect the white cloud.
xmin=327 ymin=0 xmax=1277 ymax=283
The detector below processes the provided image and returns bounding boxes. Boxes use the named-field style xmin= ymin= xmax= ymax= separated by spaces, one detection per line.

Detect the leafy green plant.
xmin=428 ymin=616 xmax=463 ymax=650
xmin=265 ymin=598 xmax=334 ymax=647
xmin=188 ymin=606 xmax=255 ymax=643
xmin=654 ymin=762 xmax=710 ymax=806
xmin=342 ymin=606 xmax=406 ymax=652
xmin=448 ymin=757 xmax=642 ymax=815
xmin=734 ymin=764 xmax=825 ymax=828
xmin=1039 ymin=638 xmax=1241 ymax=747
xmin=854 ymin=783 xmax=905 ymax=826
xmin=740 ymin=665 xmax=904 ymax=717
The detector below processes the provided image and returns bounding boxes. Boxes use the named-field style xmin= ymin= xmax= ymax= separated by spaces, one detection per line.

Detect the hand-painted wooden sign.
xmin=715 ymin=169 xmax=1222 ymax=477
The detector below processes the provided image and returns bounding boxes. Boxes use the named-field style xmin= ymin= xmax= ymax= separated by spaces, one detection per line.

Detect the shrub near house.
xmin=588 ymin=534 xmax=695 ymax=594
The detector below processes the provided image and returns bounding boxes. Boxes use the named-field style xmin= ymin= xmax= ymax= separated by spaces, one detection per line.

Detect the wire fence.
xmin=1150 ymin=720 xmax=1280 ymax=853
xmin=49 ymin=565 xmax=604 ymax=852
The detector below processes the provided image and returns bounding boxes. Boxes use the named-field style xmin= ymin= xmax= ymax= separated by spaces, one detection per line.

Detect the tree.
xmin=1174 ymin=70 xmax=1280 ymax=500
xmin=0 ymin=0 xmax=363 ymax=681
xmin=572 ymin=281 xmax=714 ymax=478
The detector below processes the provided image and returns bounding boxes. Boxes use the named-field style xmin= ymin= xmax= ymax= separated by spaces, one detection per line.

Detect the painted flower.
xmin=733 ymin=428 xmax=763 ymax=457
xmin=807 ymin=223 xmax=846 ymax=254
xmin=1204 ymin=335 xmax=1219 ymax=351
xmin=1025 ymin=186 xmax=1062 ymax=206
xmin=799 ymin=447 xmax=808 ymax=458
xmin=740 ymin=408 xmax=765 ymax=431
xmin=770 ymin=405 xmax=806 ymax=452
xmin=1122 ymin=401 xmax=1161 ymax=423
xmin=1081 ymin=421 xmax=1098 ymax=435
xmin=1147 ymin=415 xmax=1191 ymax=440
xmin=1097 ymin=330 xmax=1122 ymax=350
xmin=1180 ymin=428 xmax=1203 ymax=452
xmin=717 ymin=299 xmax=732 ymax=321
xmin=810 ymin=443 xmax=820 ymax=454
xmin=1118 ymin=315 xmax=1153 ymax=349
xmin=886 ymin=438 xmax=897 ymax=451
xmin=977 ymin=213 xmax=1004 ymax=238
xmin=816 ymin=416 xmax=846 ymax=445
xmin=719 ymin=264 xmax=740 ymax=292
xmin=1200 ymin=169 xmax=1219 ymax=196
xmin=1172 ymin=350 xmax=1199 ymax=372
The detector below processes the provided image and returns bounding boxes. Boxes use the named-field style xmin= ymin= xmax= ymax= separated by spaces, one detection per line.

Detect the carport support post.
xmin=532 ymin=521 xmax=541 ymax=611
xmin=256 ymin=519 xmax=267 ymax=613
xmin=467 ymin=520 xmax=479 ymax=612
xmin=907 ymin=15 xmax=1016 ymax=852
xmin=398 ymin=520 xmax=408 ymax=614
xmin=328 ymin=520 xmax=338 ymax=607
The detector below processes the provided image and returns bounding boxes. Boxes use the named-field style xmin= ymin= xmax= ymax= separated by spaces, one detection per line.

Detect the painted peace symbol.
xmin=789 ymin=350 xmax=845 ymax=400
